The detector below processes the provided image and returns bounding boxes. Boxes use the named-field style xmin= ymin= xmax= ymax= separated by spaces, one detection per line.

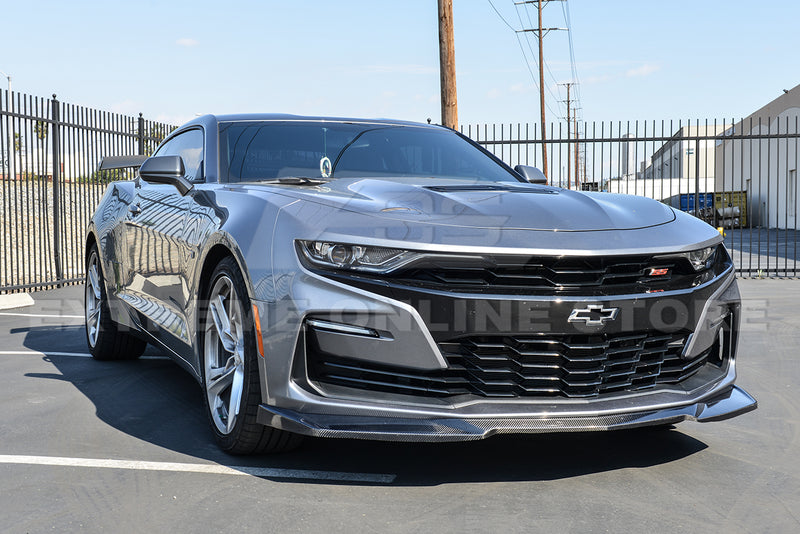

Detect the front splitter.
xmin=257 ymin=385 xmax=757 ymax=442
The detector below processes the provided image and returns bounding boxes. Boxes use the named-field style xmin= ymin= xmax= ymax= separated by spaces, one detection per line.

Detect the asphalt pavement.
xmin=0 ymin=280 xmax=797 ymax=533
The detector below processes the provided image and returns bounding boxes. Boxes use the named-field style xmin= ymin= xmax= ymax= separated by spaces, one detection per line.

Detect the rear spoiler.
xmin=98 ymin=155 xmax=149 ymax=171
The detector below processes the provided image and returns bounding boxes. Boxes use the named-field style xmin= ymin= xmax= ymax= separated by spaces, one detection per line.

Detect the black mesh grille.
xmin=308 ymin=331 xmax=715 ymax=399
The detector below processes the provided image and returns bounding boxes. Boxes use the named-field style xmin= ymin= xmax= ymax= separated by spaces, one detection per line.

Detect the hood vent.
xmin=423 ymin=184 xmax=558 ymax=194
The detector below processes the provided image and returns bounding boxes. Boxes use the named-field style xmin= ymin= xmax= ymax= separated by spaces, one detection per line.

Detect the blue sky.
xmin=1 ymin=0 xmax=798 ymax=128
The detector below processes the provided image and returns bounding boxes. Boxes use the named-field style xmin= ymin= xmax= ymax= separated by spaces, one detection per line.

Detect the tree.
xmin=34 ymin=120 xmax=49 ymax=179
xmin=138 ymin=123 xmax=172 ymax=155
xmin=34 ymin=120 xmax=47 ymax=141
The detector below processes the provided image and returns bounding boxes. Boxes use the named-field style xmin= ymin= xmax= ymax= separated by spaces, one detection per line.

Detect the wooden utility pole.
xmin=559 ymin=82 xmax=574 ymax=189
xmin=516 ymin=0 xmax=565 ymax=182
xmin=574 ymin=115 xmax=580 ymax=189
xmin=536 ymin=0 xmax=548 ymax=181
xmin=438 ymin=0 xmax=458 ymax=130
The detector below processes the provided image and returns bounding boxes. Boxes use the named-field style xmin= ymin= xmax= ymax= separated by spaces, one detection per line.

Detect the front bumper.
xmin=257 ymin=385 xmax=757 ymax=442
xmin=258 ymin=241 xmax=755 ymax=442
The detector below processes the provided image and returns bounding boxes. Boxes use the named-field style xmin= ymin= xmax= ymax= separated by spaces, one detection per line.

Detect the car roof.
xmin=180 ymin=113 xmax=444 ymax=131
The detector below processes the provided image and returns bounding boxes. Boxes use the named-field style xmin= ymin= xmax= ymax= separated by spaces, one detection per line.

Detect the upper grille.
xmin=308 ymin=331 xmax=717 ymax=399
xmin=387 ymin=255 xmax=702 ymax=295
xmin=307 ymin=246 xmax=732 ymax=297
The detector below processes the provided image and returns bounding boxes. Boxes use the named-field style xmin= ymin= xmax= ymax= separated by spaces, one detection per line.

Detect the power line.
xmin=561 ymin=0 xmax=581 ymax=114
xmin=486 ymin=0 xmax=560 ymax=119
xmin=515 ymin=0 xmax=567 ymax=180
xmin=519 ymin=2 xmax=564 ymax=102
xmin=487 ymin=0 xmax=516 ymax=31
xmin=513 ymin=3 xmax=563 ymax=117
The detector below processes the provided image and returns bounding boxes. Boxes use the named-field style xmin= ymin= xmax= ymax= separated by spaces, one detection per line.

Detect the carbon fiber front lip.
xmin=257 ymin=385 xmax=757 ymax=442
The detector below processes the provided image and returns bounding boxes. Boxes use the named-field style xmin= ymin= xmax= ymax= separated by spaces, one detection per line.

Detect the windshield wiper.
xmin=259 ymin=177 xmax=330 ymax=186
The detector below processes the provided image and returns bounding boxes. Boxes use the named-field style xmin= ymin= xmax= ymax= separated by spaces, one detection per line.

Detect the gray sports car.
xmin=85 ymin=114 xmax=756 ymax=454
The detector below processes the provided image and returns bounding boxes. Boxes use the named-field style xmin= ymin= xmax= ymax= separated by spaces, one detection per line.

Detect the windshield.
xmin=218 ymin=121 xmax=521 ymax=183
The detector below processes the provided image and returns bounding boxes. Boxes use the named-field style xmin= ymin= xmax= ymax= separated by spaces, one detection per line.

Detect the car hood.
xmin=247 ymin=177 xmax=676 ymax=232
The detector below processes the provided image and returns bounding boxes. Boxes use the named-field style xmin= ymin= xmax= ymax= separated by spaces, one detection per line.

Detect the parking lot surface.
xmin=0 ymin=280 xmax=797 ymax=533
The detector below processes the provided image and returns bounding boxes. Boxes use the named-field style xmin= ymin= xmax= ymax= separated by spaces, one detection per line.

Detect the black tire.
xmin=85 ymin=244 xmax=147 ymax=361
xmin=200 ymin=256 xmax=303 ymax=455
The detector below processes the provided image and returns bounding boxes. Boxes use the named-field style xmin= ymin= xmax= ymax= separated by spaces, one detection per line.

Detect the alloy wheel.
xmin=204 ymin=275 xmax=246 ymax=434
xmin=85 ymin=253 xmax=102 ymax=348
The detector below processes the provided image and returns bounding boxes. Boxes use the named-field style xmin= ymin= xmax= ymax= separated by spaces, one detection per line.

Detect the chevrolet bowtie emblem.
xmin=568 ymin=305 xmax=619 ymax=327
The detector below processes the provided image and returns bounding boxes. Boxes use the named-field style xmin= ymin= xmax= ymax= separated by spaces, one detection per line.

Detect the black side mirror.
xmin=514 ymin=164 xmax=548 ymax=185
xmin=139 ymin=155 xmax=193 ymax=195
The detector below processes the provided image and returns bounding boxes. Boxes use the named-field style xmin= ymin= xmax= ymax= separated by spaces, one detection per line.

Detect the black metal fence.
xmin=2 ymin=93 xmax=798 ymax=294
xmin=465 ymin=119 xmax=800 ymax=277
xmin=0 ymin=90 xmax=175 ymax=293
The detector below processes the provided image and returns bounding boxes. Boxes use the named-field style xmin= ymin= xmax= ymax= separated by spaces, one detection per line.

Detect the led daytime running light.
xmin=299 ymin=241 xmax=418 ymax=273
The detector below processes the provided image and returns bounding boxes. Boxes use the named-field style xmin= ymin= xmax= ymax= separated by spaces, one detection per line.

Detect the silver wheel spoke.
xmin=227 ymin=368 xmax=244 ymax=433
xmin=210 ymin=295 xmax=237 ymax=353
xmin=88 ymin=265 xmax=101 ymax=301
xmin=207 ymin=364 xmax=236 ymax=398
xmin=204 ymin=274 xmax=249 ymax=436
xmin=206 ymin=353 xmax=235 ymax=381
xmin=87 ymin=307 xmax=100 ymax=330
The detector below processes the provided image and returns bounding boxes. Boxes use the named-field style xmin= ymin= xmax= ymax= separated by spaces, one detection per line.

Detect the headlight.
xmin=297 ymin=241 xmax=420 ymax=273
xmin=655 ymin=245 xmax=719 ymax=272
xmin=686 ymin=246 xmax=717 ymax=271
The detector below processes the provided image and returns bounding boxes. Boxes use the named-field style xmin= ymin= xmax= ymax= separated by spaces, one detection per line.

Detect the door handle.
xmin=128 ymin=203 xmax=142 ymax=216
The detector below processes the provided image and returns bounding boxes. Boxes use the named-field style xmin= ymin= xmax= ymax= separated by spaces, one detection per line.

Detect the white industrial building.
xmin=607 ymin=124 xmax=726 ymax=207
xmin=714 ymin=85 xmax=800 ymax=230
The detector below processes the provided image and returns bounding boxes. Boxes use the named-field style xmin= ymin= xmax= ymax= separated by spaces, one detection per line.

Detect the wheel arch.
xmin=194 ymin=239 xmax=272 ymax=404
xmin=197 ymin=243 xmax=243 ymax=303
xmin=85 ymin=230 xmax=98 ymax=262
xmin=195 ymin=232 xmax=263 ymax=300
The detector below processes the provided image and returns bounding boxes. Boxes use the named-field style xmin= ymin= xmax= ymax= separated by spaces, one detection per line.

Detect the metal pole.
xmin=0 ymin=72 xmax=10 ymax=180
xmin=51 ymin=94 xmax=63 ymax=284
xmin=694 ymin=137 xmax=700 ymax=221
xmin=138 ymin=113 xmax=145 ymax=154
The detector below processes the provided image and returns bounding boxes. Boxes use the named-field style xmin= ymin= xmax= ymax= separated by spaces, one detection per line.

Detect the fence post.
xmin=694 ymin=137 xmax=700 ymax=221
xmin=51 ymin=94 xmax=63 ymax=285
xmin=138 ymin=113 xmax=145 ymax=154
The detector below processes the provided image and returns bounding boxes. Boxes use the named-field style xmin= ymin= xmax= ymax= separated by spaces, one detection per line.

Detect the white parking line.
xmin=0 ymin=350 xmax=169 ymax=360
xmin=0 ymin=312 xmax=84 ymax=319
xmin=0 ymin=293 xmax=35 ymax=310
xmin=0 ymin=455 xmax=396 ymax=484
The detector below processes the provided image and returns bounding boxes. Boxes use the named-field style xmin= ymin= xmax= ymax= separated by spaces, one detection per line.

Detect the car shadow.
xmin=21 ymin=324 xmax=708 ymax=487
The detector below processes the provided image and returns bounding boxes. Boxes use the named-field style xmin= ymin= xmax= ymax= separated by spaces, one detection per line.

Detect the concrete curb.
xmin=0 ymin=293 xmax=35 ymax=310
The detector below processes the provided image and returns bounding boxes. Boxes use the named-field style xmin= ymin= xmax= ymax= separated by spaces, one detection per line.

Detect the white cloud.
xmin=626 ymin=63 xmax=660 ymax=77
xmin=176 ymin=38 xmax=199 ymax=47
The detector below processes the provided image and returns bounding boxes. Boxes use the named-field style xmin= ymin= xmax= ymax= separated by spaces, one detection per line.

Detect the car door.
xmin=121 ymin=128 xmax=204 ymax=360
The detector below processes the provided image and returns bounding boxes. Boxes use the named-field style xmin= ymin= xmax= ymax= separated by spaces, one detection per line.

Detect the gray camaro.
xmin=85 ymin=114 xmax=756 ymax=454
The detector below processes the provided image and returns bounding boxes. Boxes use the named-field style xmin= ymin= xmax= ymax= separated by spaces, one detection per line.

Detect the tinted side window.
xmin=154 ymin=129 xmax=204 ymax=181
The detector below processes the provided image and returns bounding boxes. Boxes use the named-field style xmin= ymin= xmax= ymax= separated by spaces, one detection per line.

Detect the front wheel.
xmin=201 ymin=257 xmax=302 ymax=454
